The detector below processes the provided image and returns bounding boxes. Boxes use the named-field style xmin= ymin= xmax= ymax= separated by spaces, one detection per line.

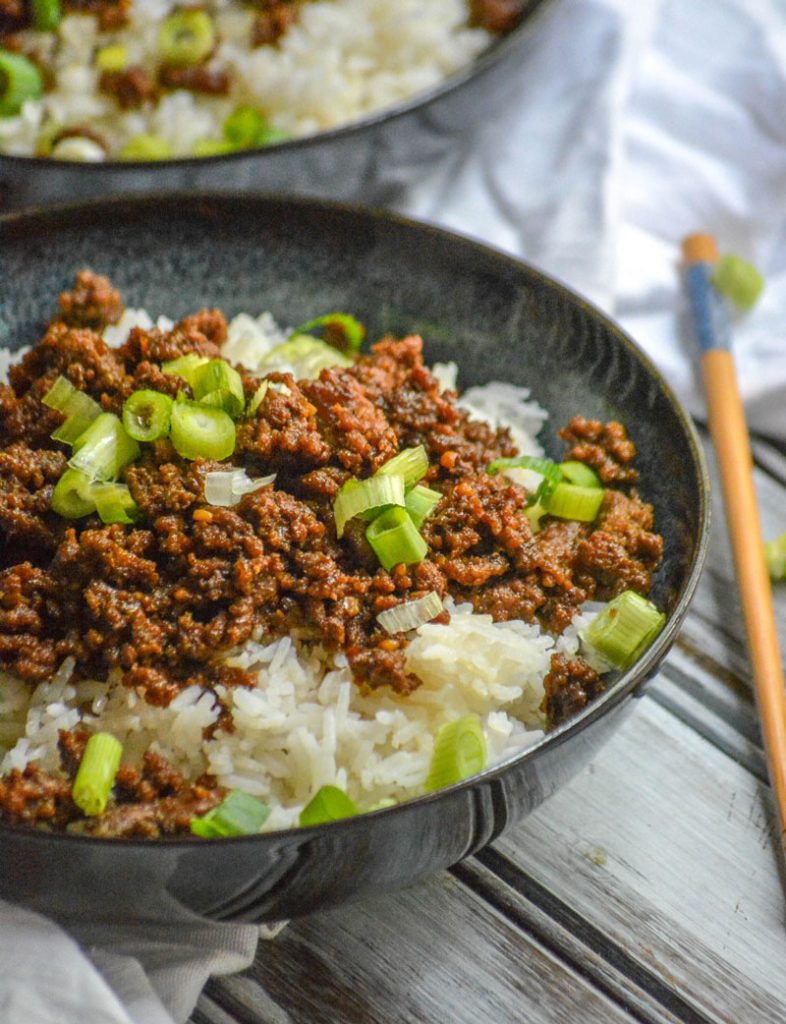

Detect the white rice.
xmin=0 ymin=311 xmax=601 ymax=830
xmin=0 ymin=0 xmax=492 ymax=159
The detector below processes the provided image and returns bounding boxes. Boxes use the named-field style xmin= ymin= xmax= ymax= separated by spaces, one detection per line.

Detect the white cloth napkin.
xmin=397 ymin=0 xmax=786 ymax=441
xmin=5 ymin=1 xmax=786 ymax=1022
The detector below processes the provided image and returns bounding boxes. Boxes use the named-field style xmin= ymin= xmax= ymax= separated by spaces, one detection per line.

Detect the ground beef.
xmin=0 ymin=764 xmax=75 ymax=828
xmin=252 ymin=2 xmax=298 ymax=46
xmin=542 ymin=653 xmax=605 ymax=729
xmin=0 ymin=271 xmax=664 ymax=837
xmin=57 ymin=270 xmax=125 ymax=330
xmin=99 ymin=66 xmax=157 ymax=110
xmin=62 ymin=0 xmax=130 ymax=29
xmin=159 ymin=64 xmax=231 ymax=95
xmin=469 ymin=0 xmax=525 ymax=33
xmin=0 ymin=0 xmax=28 ymax=33
xmin=559 ymin=416 xmax=639 ymax=485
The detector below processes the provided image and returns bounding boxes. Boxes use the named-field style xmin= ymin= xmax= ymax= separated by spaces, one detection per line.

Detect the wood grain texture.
xmin=192 ymin=427 xmax=786 ymax=1024
xmin=204 ymin=873 xmax=641 ymax=1024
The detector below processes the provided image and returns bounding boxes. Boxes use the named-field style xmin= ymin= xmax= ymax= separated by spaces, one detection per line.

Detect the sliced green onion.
xmin=193 ymin=138 xmax=236 ymax=157
xmin=68 ymin=413 xmax=140 ymax=482
xmin=204 ymin=468 xmax=275 ymax=507
xmin=487 ymin=455 xmax=563 ymax=506
xmin=119 ymin=134 xmax=174 ymax=162
xmin=334 ymin=474 xmax=405 ymax=539
xmin=158 ymin=9 xmax=216 ymax=68
xmin=43 ymin=375 xmax=103 ymax=445
xmin=543 ymin=481 xmax=604 ymax=522
xmin=585 ymin=590 xmax=666 ymax=669
xmin=72 ymin=732 xmax=123 ymax=817
xmin=51 ymin=136 xmax=105 ymax=162
xmin=169 ymin=399 xmax=236 ymax=461
xmin=91 ymin=482 xmax=139 ymax=525
xmin=190 ymin=790 xmax=271 ymax=837
xmin=376 ymin=445 xmax=428 ymax=490
xmin=377 ymin=592 xmax=443 ymax=634
xmin=31 ymin=0 xmax=60 ymax=31
xmin=161 ymin=353 xmax=211 ymax=387
xmin=487 ymin=455 xmax=556 ymax=476
xmin=223 ymin=105 xmax=265 ymax=148
xmin=292 ymin=313 xmax=365 ymax=354
xmin=424 ymin=716 xmax=487 ymax=792
xmin=259 ymin=334 xmax=353 ymax=380
xmin=365 ymin=506 xmax=428 ymax=571
xmin=558 ymin=460 xmax=601 ymax=488
xmin=192 ymin=358 xmax=245 ymax=418
xmin=764 ymin=531 xmax=786 ymax=581
xmin=51 ymin=468 xmax=96 ymax=519
xmin=254 ymin=124 xmax=290 ymax=147
xmin=246 ymin=380 xmax=269 ymax=417
xmin=366 ymin=797 xmax=397 ymax=812
xmin=0 ymin=51 xmax=44 ymax=117
xmin=122 ymin=389 xmax=173 ymax=442
xmin=713 ymin=253 xmax=765 ymax=312
xmin=299 ymin=785 xmax=359 ymax=827
xmin=404 ymin=484 xmax=442 ymax=530
xmin=525 ymin=502 xmax=546 ymax=534
xmin=95 ymin=43 xmax=128 ymax=72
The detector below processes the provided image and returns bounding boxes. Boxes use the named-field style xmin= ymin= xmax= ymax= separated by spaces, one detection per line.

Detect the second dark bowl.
xmin=0 ymin=194 xmax=709 ymax=927
xmin=0 ymin=0 xmax=555 ymax=210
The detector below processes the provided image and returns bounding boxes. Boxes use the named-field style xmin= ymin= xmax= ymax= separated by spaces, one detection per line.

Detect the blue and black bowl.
xmin=0 ymin=194 xmax=709 ymax=925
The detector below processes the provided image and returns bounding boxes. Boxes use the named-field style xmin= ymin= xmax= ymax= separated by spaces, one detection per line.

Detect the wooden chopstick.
xmin=683 ymin=232 xmax=786 ymax=849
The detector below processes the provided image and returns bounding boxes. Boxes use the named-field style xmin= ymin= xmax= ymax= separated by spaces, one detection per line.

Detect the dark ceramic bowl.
xmin=0 ymin=0 xmax=555 ymax=211
xmin=0 ymin=194 xmax=709 ymax=926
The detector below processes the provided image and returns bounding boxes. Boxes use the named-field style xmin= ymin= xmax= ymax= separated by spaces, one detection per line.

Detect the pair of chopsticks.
xmin=682 ymin=233 xmax=786 ymax=847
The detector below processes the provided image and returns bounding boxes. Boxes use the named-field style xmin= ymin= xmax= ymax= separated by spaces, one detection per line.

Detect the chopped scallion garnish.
xmin=122 ymin=389 xmax=173 ymax=442
xmin=543 ymin=481 xmax=604 ymax=522
xmin=247 ymin=380 xmax=269 ymax=417
xmin=161 ymin=353 xmax=211 ymax=388
xmin=192 ymin=359 xmax=245 ymax=418
xmin=377 ymin=591 xmax=443 ymax=634
xmin=558 ymin=460 xmax=601 ymax=489
xmin=404 ymin=484 xmax=442 ymax=530
xmin=157 ymin=8 xmax=215 ymax=67
xmin=584 ymin=590 xmax=665 ymax=669
xmin=299 ymin=785 xmax=359 ymax=827
xmin=43 ymin=375 xmax=102 ymax=446
xmin=72 ymin=732 xmax=123 ymax=817
xmin=0 ymin=50 xmax=43 ymax=117
xmin=424 ymin=716 xmax=487 ymax=792
xmin=487 ymin=455 xmax=563 ymax=506
xmin=334 ymin=474 xmax=405 ymax=538
xmin=376 ymin=446 xmax=429 ymax=489
xmin=91 ymin=482 xmax=139 ymax=525
xmin=293 ymin=313 xmax=365 ymax=354
xmin=713 ymin=253 xmax=765 ymax=312
xmin=169 ymin=400 xmax=236 ymax=461
xmin=764 ymin=531 xmax=786 ymax=581
xmin=68 ymin=413 xmax=140 ymax=482
xmin=204 ymin=468 xmax=275 ymax=507
xmin=259 ymin=334 xmax=353 ymax=380
xmin=51 ymin=467 xmax=96 ymax=519
xmin=190 ymin=790 xmax=271 ymax=838
xmin=365 ymin=505 xmax=427 ymax=571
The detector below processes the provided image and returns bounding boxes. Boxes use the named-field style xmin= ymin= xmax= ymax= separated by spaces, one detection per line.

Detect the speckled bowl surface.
xmin=0 ymin=0 xmax=555 ymax=210
xmin=0 ymin=195 xmax=709 ymax=925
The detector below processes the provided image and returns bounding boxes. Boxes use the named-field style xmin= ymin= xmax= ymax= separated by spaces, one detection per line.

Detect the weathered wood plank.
xmin=201 ymin=872 xmax=644 ymax=1024
xmin=492 ymin=696 xmax=786 ymax=1024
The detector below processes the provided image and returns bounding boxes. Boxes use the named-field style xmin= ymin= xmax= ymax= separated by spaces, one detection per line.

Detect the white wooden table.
xmin=190 ymin=430 xmax=786 ymax=1024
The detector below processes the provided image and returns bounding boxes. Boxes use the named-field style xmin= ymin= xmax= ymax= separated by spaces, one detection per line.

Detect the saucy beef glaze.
xmin=0 ymin=272 xmax=663 ymax=835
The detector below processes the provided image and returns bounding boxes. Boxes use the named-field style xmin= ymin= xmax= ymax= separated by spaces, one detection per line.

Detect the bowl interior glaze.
xmin=0 ymin=195 xmax=709 ymax=925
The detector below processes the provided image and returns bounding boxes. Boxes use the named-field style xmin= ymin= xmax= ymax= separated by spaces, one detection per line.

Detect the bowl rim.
xmin=0 ymin=0 xmax=557 ymax=171
xmin=0 ymin=191 xmax=711 ymax=847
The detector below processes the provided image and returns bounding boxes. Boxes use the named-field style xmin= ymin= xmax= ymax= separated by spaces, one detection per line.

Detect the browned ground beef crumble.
xmin=0 ymin=272 xmax=663 ymax=836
